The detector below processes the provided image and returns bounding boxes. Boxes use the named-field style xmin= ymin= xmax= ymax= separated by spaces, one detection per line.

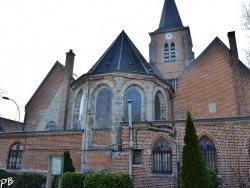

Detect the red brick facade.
xmin=1 ymin=1 xmax=250 ymax=188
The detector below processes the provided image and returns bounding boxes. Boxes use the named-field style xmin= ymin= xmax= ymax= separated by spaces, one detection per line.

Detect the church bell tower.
xmin=149 ymin=0 xmax=194 ymax=79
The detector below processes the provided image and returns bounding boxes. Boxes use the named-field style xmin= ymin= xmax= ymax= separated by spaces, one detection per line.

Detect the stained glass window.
xmin=95 ymin=88 xmax=112 ymax=129
xmin=125 ymin=87 xmax=142 ymax=122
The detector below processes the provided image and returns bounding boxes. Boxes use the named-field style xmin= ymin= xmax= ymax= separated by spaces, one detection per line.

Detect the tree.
xmin=63 ymin=151 xmax=75 ymax=173
xmin=241 ymin=3 xmax=250 ymax=65
xmin=181 ymin=111 xmax=210 ymax=188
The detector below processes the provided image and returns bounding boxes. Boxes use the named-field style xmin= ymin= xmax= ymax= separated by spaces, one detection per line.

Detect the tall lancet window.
xmin=95 ymin=88 xmax=112 ymax=129
xmin=164 ymin=43 xmax=170 ymax=62
xmin=154 ymin=91 xmax=166 ymax=120
xmin=125 ymin=87 xmax=142 ymax=122
xmin=199 ymin=137 xmax=217 ymax=168
xmin=170 ymin=42 xmax=176 ymax=61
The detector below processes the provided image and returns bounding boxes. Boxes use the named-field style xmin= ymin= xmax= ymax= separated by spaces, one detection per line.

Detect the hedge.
xmin=84 ymin=172 xmax=132 ymax=188
xmin=53 ymin=172 xmax=131 ymax=188
xmin=0 ymin=171 xmax=46 ymax=188
xmin=53 ymin=173 xmax=85 ymax=188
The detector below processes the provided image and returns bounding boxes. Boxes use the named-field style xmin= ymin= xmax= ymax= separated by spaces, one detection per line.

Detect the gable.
xmin=175 ymin=38 xmax=238 ymax=119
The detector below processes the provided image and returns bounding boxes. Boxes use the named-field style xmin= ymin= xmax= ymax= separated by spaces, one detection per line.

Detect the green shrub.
xmin=62 ymin=172 xmax=85 ymax=188
xmin=0 ymin=169 xmax=7 ymax=174
xmin=0 ymin=172 xmax=45 ymax=188
xmin=84 ymin=172 xmax=132 ymax=188
xmin=207 ymin=168 xmax=221 ymax=188
xmin=53 ymin=173 xmax=85 ymax=188
xmin=63 ymin=151 xmax=75 ymax=173
xmin=181 ymin=111 xmax=210 ymax=188
xmin=14 ymin=173 xmax=46 ymax=188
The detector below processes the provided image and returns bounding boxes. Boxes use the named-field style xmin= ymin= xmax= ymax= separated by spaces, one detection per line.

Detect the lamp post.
xmin=1 ymin=96 xmax=20 ymax=122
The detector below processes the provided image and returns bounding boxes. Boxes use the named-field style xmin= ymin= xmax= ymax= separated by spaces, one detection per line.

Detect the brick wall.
xmin=25 ymin=63 xmax=65 ymax=131
xmin=240 ymin=66 xmax=250 ymax=115
xmin=111 ymin=119 xmax=250 ymax=188
xmin=174 ymin=40 xmax=238 ymax=119
xmin=0 ymin=131 xmax=82 ymax=172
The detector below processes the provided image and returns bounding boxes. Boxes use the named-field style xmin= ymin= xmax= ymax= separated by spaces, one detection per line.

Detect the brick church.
xmin=1 ymin=0 xmax=250 ymax=187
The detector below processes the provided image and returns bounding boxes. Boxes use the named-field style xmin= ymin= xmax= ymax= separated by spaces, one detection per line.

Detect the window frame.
xmin=133 ymin=149 xmax=143 ymax=165
xmin=199 ymin=136 xmax=217 ymax=168
xmin=94 ymin=87 xmax=112 ymax=129
xmin=125 ymin=87 xmax=142 ymax=122
xmin=164 ymin=41 xmax=176 ymax=62
xmin=154 ymin=91 xmax=166 ymax=120
xmin=152 ymin=138 xmax=172 ymax=174
xmin=45 ymin=121 xmax=57 ymax=131
xmin=7 ymin=143 xmax=23 ymax=170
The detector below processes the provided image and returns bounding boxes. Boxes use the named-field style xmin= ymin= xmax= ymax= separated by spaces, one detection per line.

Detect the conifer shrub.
xmin=63 ymin=151 xmax=75 ymax=173
xmin=181 ymin=111 xmax=210 ymax=188
xmin=53 ymin=151 xmax=75 ymax=187
xmin=84 ymin=171 xmax=132 ymax=188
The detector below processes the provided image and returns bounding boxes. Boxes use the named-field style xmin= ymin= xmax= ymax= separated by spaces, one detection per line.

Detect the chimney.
xmin=59 ymin=49 xmax=75 ymax=129
xmin=227 ymin=32 xmax=246 ymax=116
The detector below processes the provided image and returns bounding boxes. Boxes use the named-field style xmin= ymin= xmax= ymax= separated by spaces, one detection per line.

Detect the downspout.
xmin=81 ymin=76 xmax=90 ymax=172
xmin=147 ymin=121 xmax=180 ymax=188
xmin=128 ymin=100 xmax=133 ymax=179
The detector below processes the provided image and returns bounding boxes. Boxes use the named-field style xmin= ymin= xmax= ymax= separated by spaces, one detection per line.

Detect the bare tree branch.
xmin=242 ymin=3 xmax=250 ymax=30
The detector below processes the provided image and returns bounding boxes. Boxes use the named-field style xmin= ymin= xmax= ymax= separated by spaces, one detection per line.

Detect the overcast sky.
xmin=0 ymin=0 xmax=249 ymax=122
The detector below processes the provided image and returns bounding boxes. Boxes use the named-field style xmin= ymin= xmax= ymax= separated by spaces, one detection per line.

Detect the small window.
xmin=170 ymin=42 xmax=176 ymax=61
xmin=46 ymin=121 xmax=57 ymax=131
xmin=133 ymin=149 xmax=142 ymax=165
xmin=164 ymin=43 xmax=170 ymax=62
xmin=7 ymin=143 xmax=23 ymax=169
xmin=152 ymin=138 xmax=172 ymax=174
xmin=199 ymin=137 xmax=217 ymax=168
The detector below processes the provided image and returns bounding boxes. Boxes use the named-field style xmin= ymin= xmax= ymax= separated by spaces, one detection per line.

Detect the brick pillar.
xmin=59 ymin=49 xmax=75 ymax=129
xmin=227 ymin=31 xmax=246 ymax=116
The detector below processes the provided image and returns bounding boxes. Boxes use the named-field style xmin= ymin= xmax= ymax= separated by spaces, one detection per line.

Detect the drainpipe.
xmin=147 ymin=121 xmax=180 ymax=188
xmin=128 ymin=100 xmax=133 ymax=179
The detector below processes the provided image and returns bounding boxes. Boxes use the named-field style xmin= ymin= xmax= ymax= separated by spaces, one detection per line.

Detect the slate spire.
xmin=156 ymin=0 xmax=184 ymax=32
xmin=88 ymin=30 xmax=153 ymax=74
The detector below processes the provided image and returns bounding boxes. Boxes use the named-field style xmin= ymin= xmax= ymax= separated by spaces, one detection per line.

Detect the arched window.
xmin=154 ymin=91 xmax=166 ymax=120
xmin=73 ymin=90 xmax=84 ymax=129
xmin=45 ymin=121 xmax=57 ymax=131
xmin=7 ymin=143 xmax=23 ymax=169
xmin=95 ymin=88 xmax=112 ymax=129
xmin=152 ymin=138 xmax=172 ymax=174
xmin=125 ymin=87 xmax=142 ymax=122
xmin=164 ymin=43 xmax=170 ymax=62
xmin=199 ymin=137 xmax=217 ymax=168
xmin=170 ymin=42 xmax=176 ymax=61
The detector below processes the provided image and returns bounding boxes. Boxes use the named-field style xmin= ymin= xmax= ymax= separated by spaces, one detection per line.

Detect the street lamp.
xmin=1 ymin=96 xmax=20 ymax=122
